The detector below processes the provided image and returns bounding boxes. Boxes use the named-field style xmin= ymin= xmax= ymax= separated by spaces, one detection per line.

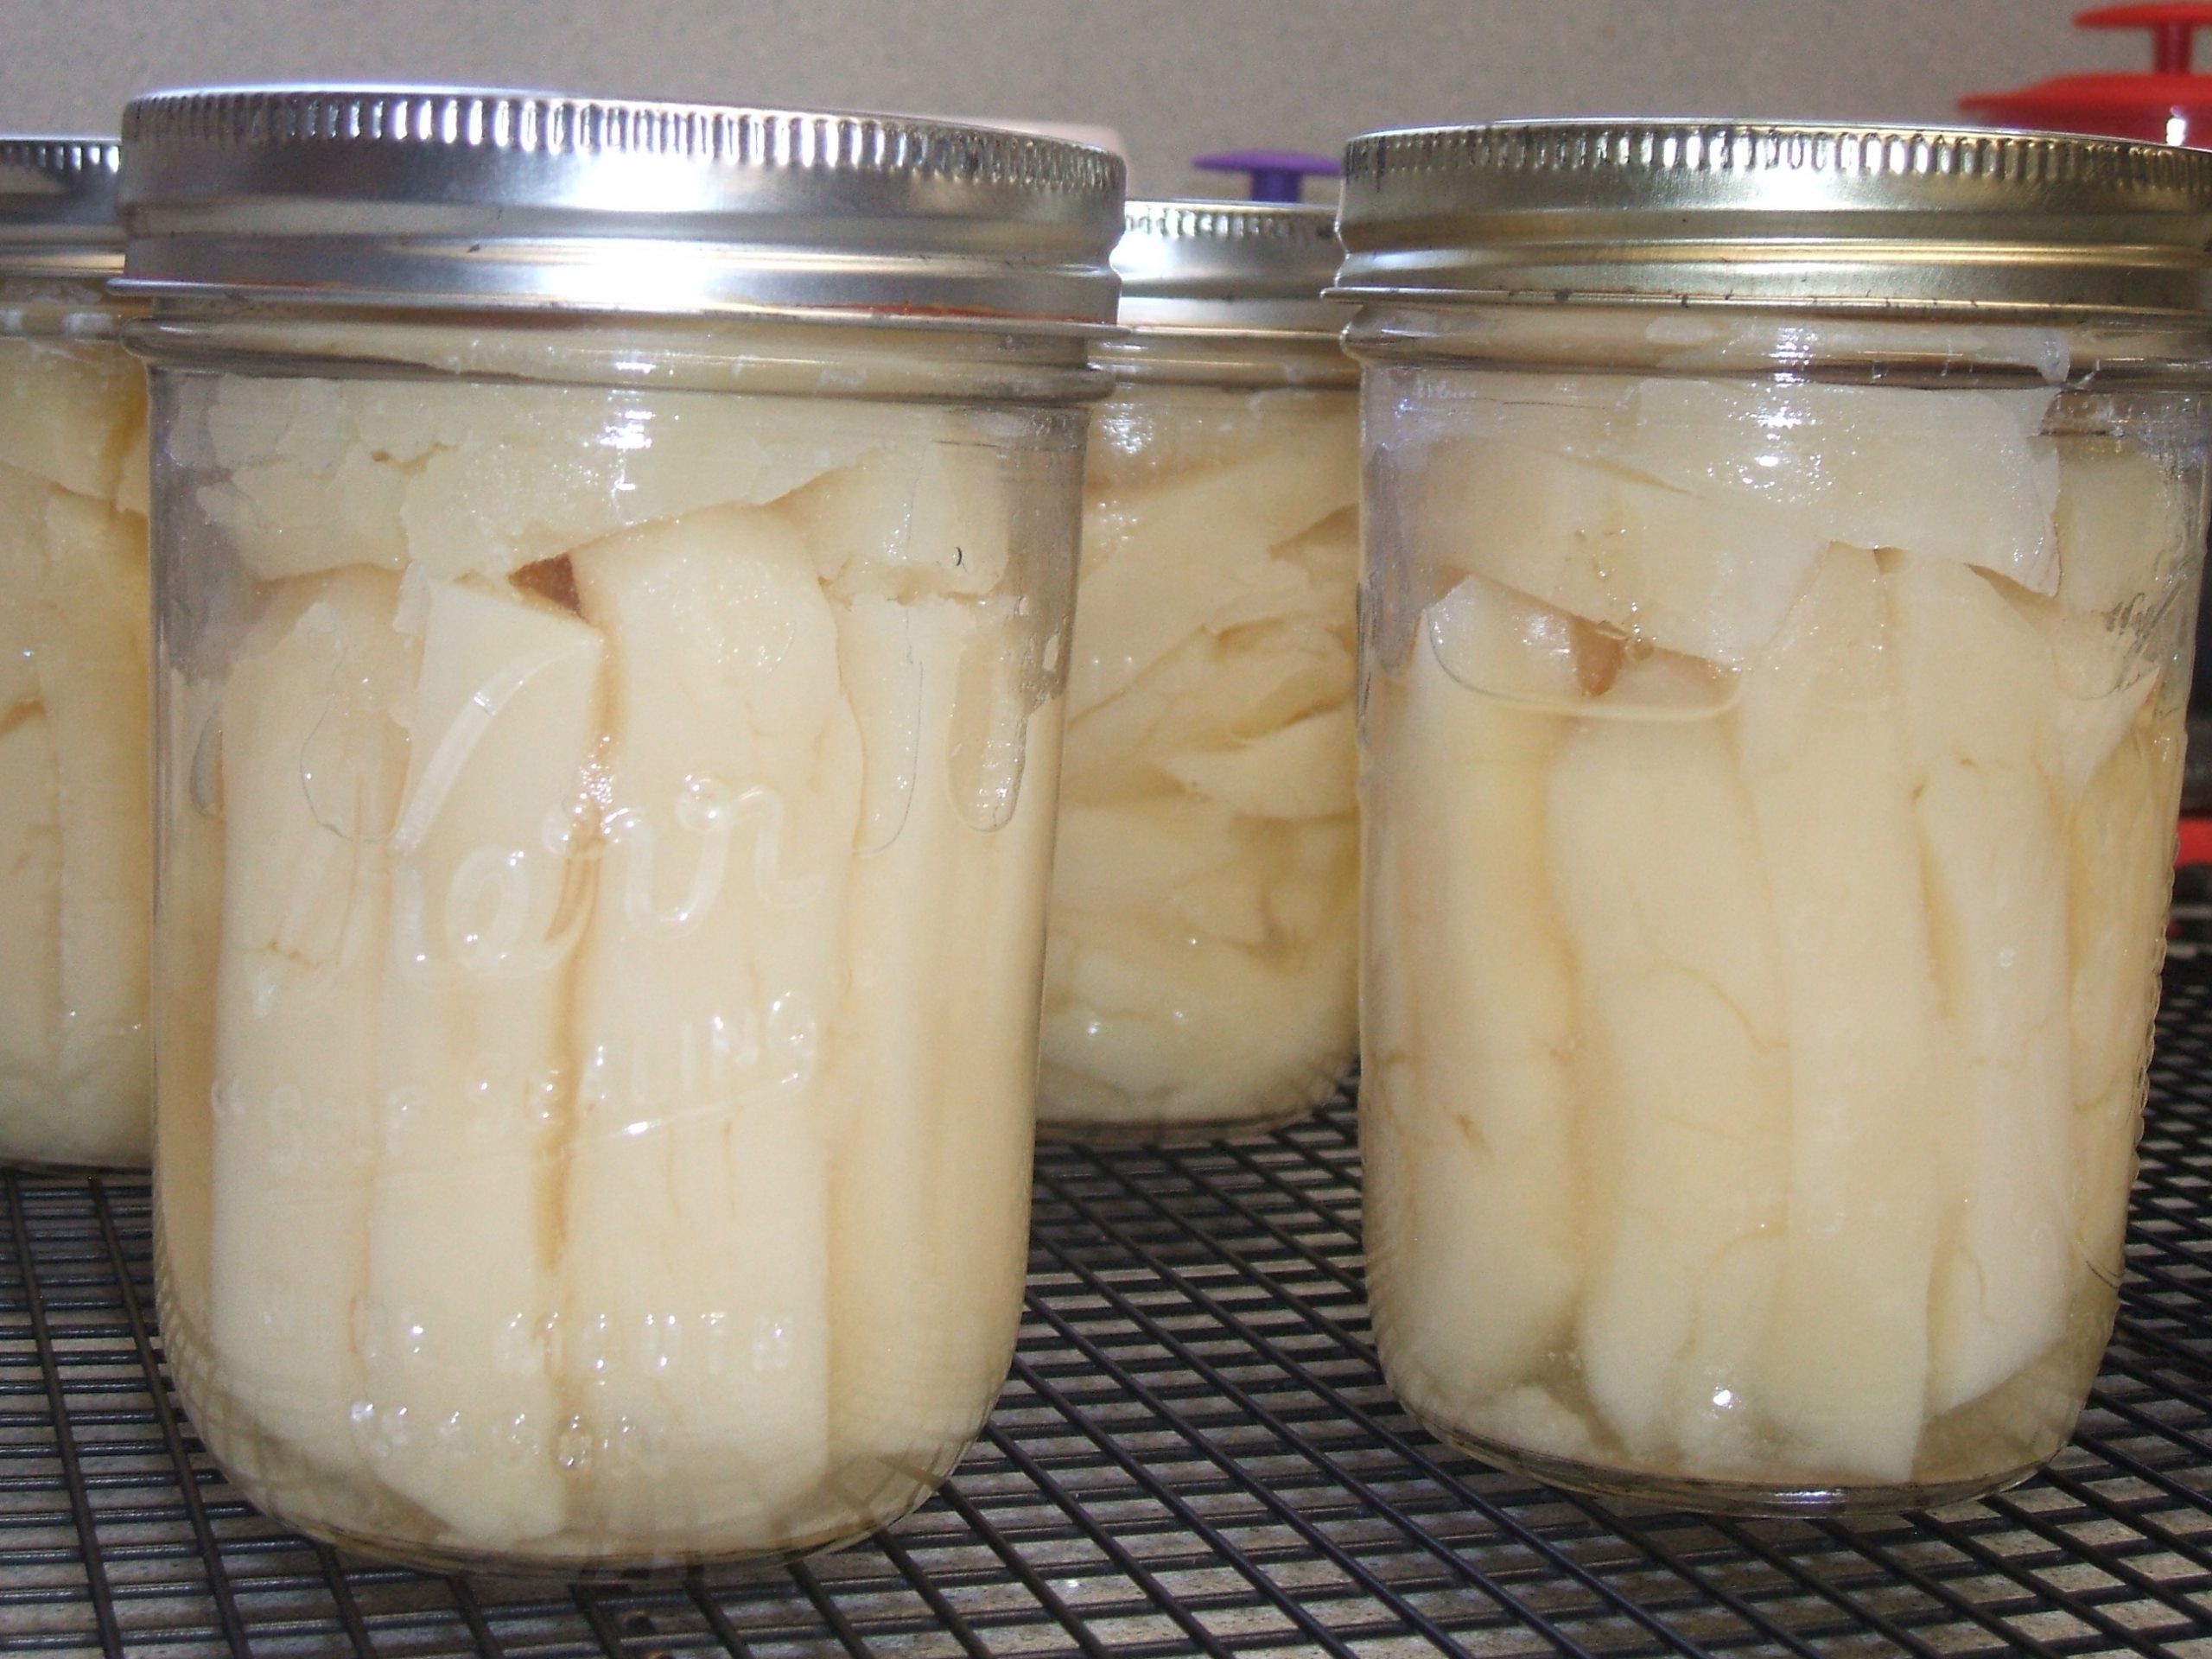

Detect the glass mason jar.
xmin=121 ymin=88 xmax=1121 ymax=1572
xmin=1341 ymin=121 xmax=2212 ymax=1513
xmin=1040 ymin=202 xmax=1360 ymax=1142
xmin=0 ymin=140 xmax=155 ymax=1168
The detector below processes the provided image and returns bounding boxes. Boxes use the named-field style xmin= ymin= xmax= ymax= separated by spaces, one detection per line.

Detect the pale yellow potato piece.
xmin=1210 ymin=507 xmax=1359 ymax=634
xmin=1550 ymin=709 xmax=1790 ymax=1467
xmin=0 ymin=337 xmax=142 ymax=501
xmin=2067 ymin=720 xmax=2181 ymax=1286
xmin=1050 ymin=796 xmax=1250 ymax=915
xmin=0 ymin=711 xmax=60 ymax=1116
xmin=1459 ymin=1385 xmax=1599 ymax=1466
xmin=1363 ymin=575 xmax=1586 ymax=1421
xmin=0 ymin=467 xmax=39 ymax=715
xmin=2002 ymin=592 xmax=2160 ymax=804
xmin=1887 ymin=551 xmax=2076 ymax=1415
xmin=824 ymin=588 xmax=1058 ymax=1497
xmin=563 ymin=503 xmax=859 ymax=1553
xmin=37 ymin=492 xmax=153 ymax=1160
xmin=1427 ymin=372 xmax=1637 ymax=446
xmin=1039 ymin=893 xmax=1357 ymax=1125
xmin=1589 ymin=380 xmax=2061 ymax=594
xmin=361 ymin=577 xmax=603 ymax=1548
xmin=785 ymin=436 xmax=1014 ymax=599
xmin=0 ymin=467 xmax=58 ymax=1118
xmin=1044 ymin=381 xmax=1357 ymax=1130
xmin=112 ymin=410 xmax=149 ymax=519
xmin=1105 ymin=809 xmax=1336 ymax=952
xmin=1067 ymin=414 xmax=1357 ymax=714
xmin=200 ymin=377 xmax=907 ymax=582
xmin=0 ymin=462 xmax=156 ymax=1163
xmin=1062 ymin=627 xmax=1351 ymax=794
xmin=1735 ymin=546 xmax=1950 ymax=1482
xmin=2053 ymin=440 xmax=2194 ymax=621
xmin=1084 ymin=382 xmax=1351 ymax=499
xmin=1670 ymin=1235 xmax=1785 ymax=1479
xmin=1158 ymin=702 xmax=1355 ymax=820
xmin=1415 ymin=437 xmax=1829 ymax=667
xmin=211 ymin=567 xmax=415 ymax=1486
xmin=156 ymin=671 xmax=224 ymax=1347
xmin=1165 ymin=861 xmax=1274 ymax=950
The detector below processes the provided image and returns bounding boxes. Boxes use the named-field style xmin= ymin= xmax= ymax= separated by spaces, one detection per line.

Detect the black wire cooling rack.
xmin=12 ymin=951 xmax=2212 ymax=1658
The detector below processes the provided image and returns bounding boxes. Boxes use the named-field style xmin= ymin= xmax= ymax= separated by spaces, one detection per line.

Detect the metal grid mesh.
xmin=9 ymin=969 xmax=2212 ymax=1657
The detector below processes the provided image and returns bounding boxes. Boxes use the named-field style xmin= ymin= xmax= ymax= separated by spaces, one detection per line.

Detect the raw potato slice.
xmin=1735 ymin=547 xmax=1950 ymax=1482
xmin=0 ymin=711 xmax=60 ymax=1116
xmin=1363 ymin=575 xmax=1585 ymax=1420
xmin=202 ymin=377 xmax=905 ymax=582
xmin=1067 ymin=414 xmax=1357 ymax=713
xmin=156 ymin=671 xmax=225 ymax=1346
xmin=0 ymin=337 xmax=143 ymax=500
xmin=1550 ymin=709 xmax=1790 ymax=1467
xmin=564 ymin=504 xmax=861 ymax=1550
xmin=1886 ymin=551 xmax=2076 ymax=1414
xmin=37 ymin=491 xmax=153 ymax=1160
xmin=1587 ymin=380 xmax=2062 ymax=594
xmin=1415 ymin=437 xmax=1829 ymax=666
xmin=210 ymin=566 xmax=415 ymax=1484
xmin=825 ymin=591 xmax=1059 ymax=1492
xmin=2067 ymin=721 xmax=2179 ymax=1285
xmin=362 ymin=578 xmax=603 ymax=1548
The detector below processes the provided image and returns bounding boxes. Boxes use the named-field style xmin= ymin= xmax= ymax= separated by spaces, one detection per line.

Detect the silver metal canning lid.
xmin=1115 ymin=200 xmax=1341 ymax=334
xmin=1333 ymin=119 xmax=2212 ymax=320
xmin=0 ymin=139 xmax=123 ymax=277
xmin=117 ymin=87 xmax=1125 ymax=329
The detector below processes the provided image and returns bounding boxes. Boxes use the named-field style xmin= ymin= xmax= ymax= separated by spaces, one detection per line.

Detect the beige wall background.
xmin=0 ymin=0 xmax=2153 ymax=196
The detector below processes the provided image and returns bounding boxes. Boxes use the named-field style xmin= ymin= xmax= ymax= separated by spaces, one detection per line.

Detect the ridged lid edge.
xmin=122 ymin=88 xmax=1122 ymax=198
xmin=1334 ymin=119 xmax=2212 ymax=318
xmin=0 ymin=137 xmax=123 ymax=276
xmin=1341 ymin=119 xmax=2212 ymax=198
xmin=117 ymin=87 xmax=1126 ymax=326
xmin=1114 ymin=198 xmax=1341 ymax=334
xmin=1121 ymin=200 xmax=1337 ymax=245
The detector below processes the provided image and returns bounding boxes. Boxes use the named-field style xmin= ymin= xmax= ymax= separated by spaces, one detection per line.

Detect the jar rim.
xmin=1115 ymin=199 xmax=1344 ymax=334
xmin=1332 ymin=120 xmax=2212 ymax=321
xmin=117 ymin=86 xmax=1125 ymax=331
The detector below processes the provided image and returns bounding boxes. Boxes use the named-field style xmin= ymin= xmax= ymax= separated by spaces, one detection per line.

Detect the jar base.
xmin=1421 ymin=1420 xmax=2049 ymax=1518
xmin=1036 ymin=1101 xmax=1324 ymax=1149
xmin=252 ymin=1475 xmax=947 ymax=1580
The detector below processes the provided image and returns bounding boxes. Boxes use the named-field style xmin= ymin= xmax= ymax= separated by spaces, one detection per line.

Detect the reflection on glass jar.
xmin=126 ymin=87 xmax=1119 ymax=1572
xmin=1340 ymin=120 xmax=2212 ymax=1514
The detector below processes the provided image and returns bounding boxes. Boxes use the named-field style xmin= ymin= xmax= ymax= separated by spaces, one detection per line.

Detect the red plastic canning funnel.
xmin=1961 ymin=3 xmax=2212 ymax=144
